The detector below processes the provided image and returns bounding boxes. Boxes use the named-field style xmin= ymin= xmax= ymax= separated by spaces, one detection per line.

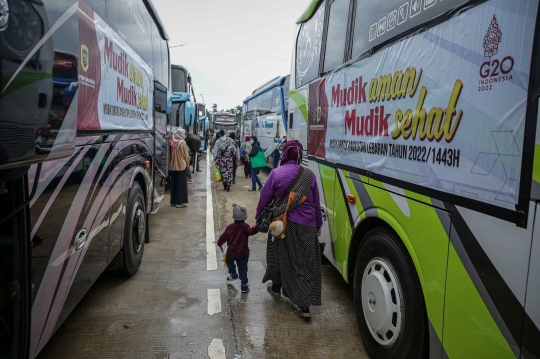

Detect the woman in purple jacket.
xmin=256 ymin=140 xmax=323 ymax=318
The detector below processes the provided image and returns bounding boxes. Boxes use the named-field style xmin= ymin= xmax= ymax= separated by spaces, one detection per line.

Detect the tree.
xmin=235 ymin=105 xmax=243 ymax=124
xmin=212 ymin=103 xmax=218 ymax=113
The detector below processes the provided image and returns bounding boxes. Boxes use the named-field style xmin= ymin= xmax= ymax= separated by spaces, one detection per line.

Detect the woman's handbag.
xmin=214 ymin=168 xmax=223 ymax=182
xmin=250 ymin=146 xmax=267 ymax=169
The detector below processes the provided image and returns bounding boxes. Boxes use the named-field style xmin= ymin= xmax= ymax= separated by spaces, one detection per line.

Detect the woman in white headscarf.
xmin=169 ymin=128 xmax=190 ymax=208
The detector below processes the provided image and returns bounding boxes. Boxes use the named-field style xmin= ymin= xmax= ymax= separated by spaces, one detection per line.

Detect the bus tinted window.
xmin=295 ymin=1 xmax=326 ymax=87
xmin=171 ymin=102 xmax=186 ymax=129
xmin=282 ymin=76 xmax=289 ymax=108
xmin=271 ymin=88 xmax=281 ymax=112
xmin=172 ymin=68 xmax=187 ymax=93
xmin=323 ymin=0 xmax=351 ymax=73
xmin=106 ymin=0 xmax=133 ymax=42
xmin=152 ymin=21 xmax=163 ymax=84
xmin=132 ymin=0 xmax=153 ymax=66
xmin=352 ymin=0 xmax=468 ymax=58
xmin=260 ymin=92 xmax=273 ymax=110
xmin=161 ymin=39 xmax=169 ymax=88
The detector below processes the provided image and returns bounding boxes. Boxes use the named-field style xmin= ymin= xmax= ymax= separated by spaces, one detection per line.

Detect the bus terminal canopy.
xmin=297 ymin=0 xmax=324 ymax=24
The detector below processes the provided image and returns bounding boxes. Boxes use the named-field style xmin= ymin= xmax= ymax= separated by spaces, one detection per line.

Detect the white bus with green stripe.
xmin=288 ymin=0 xmax=540 ymax=358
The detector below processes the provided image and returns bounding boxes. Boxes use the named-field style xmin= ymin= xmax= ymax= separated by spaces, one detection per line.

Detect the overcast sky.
xmin=152 ymin=0 xmax=311 ymax=110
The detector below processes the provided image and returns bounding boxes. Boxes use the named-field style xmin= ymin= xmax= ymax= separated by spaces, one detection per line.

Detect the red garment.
xmin=217 ymin=221 xmax=258 ymax=257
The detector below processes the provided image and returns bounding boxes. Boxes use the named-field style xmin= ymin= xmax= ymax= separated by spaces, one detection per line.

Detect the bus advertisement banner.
xmin=309 ymin=0 xmax=537 ymax=210
xmin=78 ymin=1 xmax=153 ymax=131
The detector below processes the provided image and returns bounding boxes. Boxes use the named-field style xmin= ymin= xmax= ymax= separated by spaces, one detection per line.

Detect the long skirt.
xmin=170 ymin=169 xmax=188 ymax=205
xmin=262 ymin=221 xmax=322 ymax=308
xmin=216 ymin=155 xmax=234 ymax=184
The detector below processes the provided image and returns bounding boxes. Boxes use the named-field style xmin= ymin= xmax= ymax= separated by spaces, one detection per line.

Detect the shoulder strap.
xmin=275 ymin=166 xmax=305 ymax=207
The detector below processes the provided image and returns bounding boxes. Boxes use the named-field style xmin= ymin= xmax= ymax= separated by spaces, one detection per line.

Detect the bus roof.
xmin=297 ymin=0 xmax=324 ymax=24
xmin=244 ymin=75 xmax=290 ymax=103
xmin=144 ymin=0 xmax=169 ymax=40
xmin=243 ymin=76 xmax=288 ymax=104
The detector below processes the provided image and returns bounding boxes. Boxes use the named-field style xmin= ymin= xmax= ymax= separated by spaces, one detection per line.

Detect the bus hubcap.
xmin=361 ymin=258 xmax=403 ymax=347
xmin=132 ymin=201 xmax=144 ymax=253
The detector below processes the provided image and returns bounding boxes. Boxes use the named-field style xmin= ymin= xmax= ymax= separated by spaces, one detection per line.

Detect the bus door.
xmin=152 ymin=83 xmax=168 ymax=211
xmin=0 ymin=171 xmax=31 ymax=359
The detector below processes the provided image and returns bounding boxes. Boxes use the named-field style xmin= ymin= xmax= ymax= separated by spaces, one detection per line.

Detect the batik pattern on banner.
xmin=311 ymin=0 xmax=538 ymax=210
xmin=78 ymin=0 xmax=153 ymax=131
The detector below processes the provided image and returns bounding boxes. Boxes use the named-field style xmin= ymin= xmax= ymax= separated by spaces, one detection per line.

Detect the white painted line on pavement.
xmin=208 ymin=339 xmax=226 ymax=359
xmin=207 ymin=288 xmax=222 ymax=315
xmin=206 ymin=149 xmax=218 ymax=271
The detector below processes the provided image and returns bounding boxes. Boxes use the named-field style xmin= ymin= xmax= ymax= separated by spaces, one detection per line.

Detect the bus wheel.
xmin=353 ymin=228 xmax=426 ymax=359
xmin=123 ymin=182 xmax=145 ymax=276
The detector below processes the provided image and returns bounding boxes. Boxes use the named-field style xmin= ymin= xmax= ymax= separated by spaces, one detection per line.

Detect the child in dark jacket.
xmin=217 ymin=203 xmax=258 ymax=293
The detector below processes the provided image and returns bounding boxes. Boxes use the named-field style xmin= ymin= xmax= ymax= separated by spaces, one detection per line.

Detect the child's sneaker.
xmin=241 ymin=283 xmax=250 ymax=293
xmin=227 ymin=273 xmax=238 ymax=281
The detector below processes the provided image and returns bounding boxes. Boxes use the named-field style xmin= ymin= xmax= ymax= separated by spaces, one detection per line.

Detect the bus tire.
xmin=123 ymin=182 xmax=146 ymax=276
xmin=353 ymin=228 xmax=426 ymax=359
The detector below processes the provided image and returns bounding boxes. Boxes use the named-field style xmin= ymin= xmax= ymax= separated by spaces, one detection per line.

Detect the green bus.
xmin=288 ymin=0 xmax=540 ymax=358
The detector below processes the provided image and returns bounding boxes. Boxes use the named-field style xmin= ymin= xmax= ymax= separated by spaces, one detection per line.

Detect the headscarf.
xmin=280 ymin=140 xmax=303 ymax=165
xmin=171 ymin=128 xmax=186 ymax=149
xmin=245 ymin=136 xmax=250 ymax=142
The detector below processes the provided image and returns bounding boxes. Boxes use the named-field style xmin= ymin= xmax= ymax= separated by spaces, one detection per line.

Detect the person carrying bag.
xmin=247 ymin=136 xmax=264 ymax=192
xmin=256 ymin=166 xmax=309 ymax=236
xmin=255 ymin=140 xmax=323 ymax=318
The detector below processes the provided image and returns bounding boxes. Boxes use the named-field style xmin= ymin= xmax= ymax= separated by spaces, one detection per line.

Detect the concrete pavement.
xmin=37 ymin=155 xmax=368 ymax=359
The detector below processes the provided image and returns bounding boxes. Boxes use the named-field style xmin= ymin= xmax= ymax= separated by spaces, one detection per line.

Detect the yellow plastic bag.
xmin=214 ymin=168 xmax=223 ymax=182
xmin=222 ymin=253 xmax=227 ymax=267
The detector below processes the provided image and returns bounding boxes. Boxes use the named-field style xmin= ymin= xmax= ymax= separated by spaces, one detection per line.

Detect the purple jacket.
xmin=256 ymin=163 xmax=323 ymax=229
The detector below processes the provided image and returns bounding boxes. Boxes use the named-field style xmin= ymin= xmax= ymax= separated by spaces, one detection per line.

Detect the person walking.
xmin=271 ymin=142 xmax=284 ymax=170
xmin=229 ymin=132 xmax=240 ymax=184
xmin=217 ymin=203 xmax=258 ymax=293
xmin=241 ymin=136 xmax=251 ymax=178
xmin=256 ymin=140 xmax=322 ymax=318
xmin=211 ymin=131 xmax=220 ymax=152
xmin=169 ymin=128 xmax=190 ymax=208
xmin=248 ymin=136 xmax=264 ymax=192
xmin=213 ymin=130 xmax=236 ymax=191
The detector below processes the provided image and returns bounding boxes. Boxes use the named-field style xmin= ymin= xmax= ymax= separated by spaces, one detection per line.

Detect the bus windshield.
xmin=214 ymin=123 xmax=236 ymax=132
xmin=213 ymin=114 xmax=236 ymax=123
xmin=171 ymin=67 xmax=187 ymax=93
xmin=170 ymin=102 xmax=186 ymax=131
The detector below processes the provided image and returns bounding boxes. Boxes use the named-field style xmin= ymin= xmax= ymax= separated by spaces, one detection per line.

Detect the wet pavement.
xmin=37 ymin=153 xmax=368 ymax=359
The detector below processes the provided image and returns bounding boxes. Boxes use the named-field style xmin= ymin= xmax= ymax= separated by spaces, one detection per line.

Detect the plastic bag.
xmin=214 ymin=168 xmax=223 ymax=182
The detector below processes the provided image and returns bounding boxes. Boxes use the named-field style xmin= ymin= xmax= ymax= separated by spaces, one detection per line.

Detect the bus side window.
xmin=323 ymin=0 xmax=352 ymax=73
xmin=151 ymin=21 xmax=163 ymax=85
xmin=106 ymin=0 xmax=133 ymax=42
xmin=295 ymin=2 xmax=326 ymax=87
xmin=161 ymin=39 xmax=169 ymax=89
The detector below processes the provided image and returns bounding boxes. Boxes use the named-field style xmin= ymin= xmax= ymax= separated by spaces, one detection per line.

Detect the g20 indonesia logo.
xmin=478 ymin=15 xmax=514 ymax=91
xmin=81 ymin=44 xmax=89 ymax=72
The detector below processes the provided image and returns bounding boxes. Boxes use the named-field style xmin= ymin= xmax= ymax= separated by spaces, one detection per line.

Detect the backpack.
xmin=240 ymin=145 xmax=246 ymax=159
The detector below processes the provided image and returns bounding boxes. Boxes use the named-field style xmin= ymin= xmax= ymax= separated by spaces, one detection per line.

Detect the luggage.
xmin=214 ymin=168 xmax=223 ymax=182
